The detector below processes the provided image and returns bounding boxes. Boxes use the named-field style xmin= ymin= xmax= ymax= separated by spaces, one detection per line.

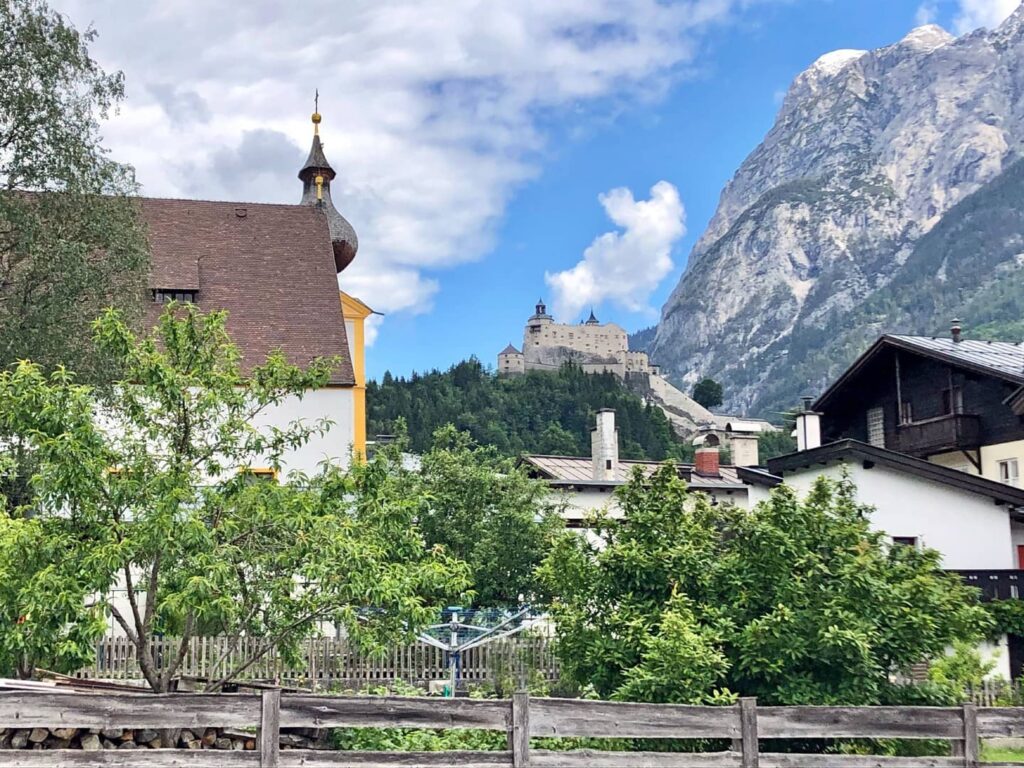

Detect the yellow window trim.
xmin=240 ymin=467 xmax=279 ymax=482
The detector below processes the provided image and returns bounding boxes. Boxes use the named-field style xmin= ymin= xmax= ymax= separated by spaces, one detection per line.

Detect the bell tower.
xmin=298 ymin=97 xmax=359 ymax=273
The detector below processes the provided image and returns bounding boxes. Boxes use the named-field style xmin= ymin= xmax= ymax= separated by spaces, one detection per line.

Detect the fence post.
xmin=740 ymin=697 xmax=759 ymax=768
xmin=962 ymin=703 xmax=979 ymax=768
xmin=510 ymin=690 xmax=530 ymax=767
xmin=260 ymin=688 xmax=281 ymax=768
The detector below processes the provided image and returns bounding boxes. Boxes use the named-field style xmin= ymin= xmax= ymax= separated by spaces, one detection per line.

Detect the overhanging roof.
xmin=767 ymin=439 xmax=1024 ymax=508
xmin=815 ymin=335 xmax=1024 ymax=412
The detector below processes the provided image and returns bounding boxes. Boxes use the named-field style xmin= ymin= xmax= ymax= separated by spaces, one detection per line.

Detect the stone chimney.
xmin=951 ymin=318 xmax=962 ymax=343
xmin=694 ymin=446 xmax=720 ymax=477
xmin=794 ymin=396 xmax=822 ymax=452
xmin=591 ymin=409 xmax=619 ymax=481
xmin=729 ymin=433 xmax=760 ymax=467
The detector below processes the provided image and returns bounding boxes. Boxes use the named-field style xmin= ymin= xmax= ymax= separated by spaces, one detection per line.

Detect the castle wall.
xmin=500 ymin=311 xmax=658 ymax=379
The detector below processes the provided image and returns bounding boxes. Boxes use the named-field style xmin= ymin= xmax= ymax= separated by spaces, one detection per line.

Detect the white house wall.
xmin=250 ymin=388 xmax=355 ymax=477
xmin=781 ymin=462 xmax=1014 ymax=570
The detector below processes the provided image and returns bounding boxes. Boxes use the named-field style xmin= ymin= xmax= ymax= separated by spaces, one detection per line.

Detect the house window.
xmin=941 ymin=386 xmax=964 ymax=415
xmin=999 ymin=459 xmax=1020 ymax=487
xmin=152 ymin=289 xmax=197 ymax=304
xmin=900 ymin=401 xmax=913 ymax=424
xmin=866 ymin=407 xmax=885 ymax=448
xmin=241 ymin=467 xmax=278 ymax=484
xmin=891 ymin=536 xmax=918 ymax=549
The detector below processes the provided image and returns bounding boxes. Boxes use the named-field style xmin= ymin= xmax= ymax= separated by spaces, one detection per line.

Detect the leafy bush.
xmin=541 ymin=467 xmax=990 ymax=706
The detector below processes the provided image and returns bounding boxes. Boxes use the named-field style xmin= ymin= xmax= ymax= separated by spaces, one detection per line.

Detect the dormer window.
xmin=152 ymin=289 xmax=197 ymax=304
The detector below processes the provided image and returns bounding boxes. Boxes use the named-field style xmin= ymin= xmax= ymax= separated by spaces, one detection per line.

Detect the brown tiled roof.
xmin=139 ymin=198 xmax=354 ymax=386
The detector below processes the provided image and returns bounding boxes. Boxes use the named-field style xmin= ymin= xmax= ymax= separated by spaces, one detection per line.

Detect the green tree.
xmin=758 ymin=428 xmax=797 ymax=460
xmin=0 ymin=305 xmax=469 ymax=691
xmin=540 ymin=466 xmax=989 ymax=705
xmin=412 ymin=426 xmax=563 ymax=607
xmin=0 ymin=512 xmax=106 ymax=678
xmin=368 ymin=360 xmax=685 ymax=460
xmin=0 ymin=0 xmax=148 ymax=376
xmin=691 ymin=378 xmax=723 ymax=409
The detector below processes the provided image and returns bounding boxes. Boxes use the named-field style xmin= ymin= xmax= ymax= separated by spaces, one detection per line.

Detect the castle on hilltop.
xmin=498 ymin=299 xmax=660 ymax=377
xmin=496 ymin=300 xmax=776 ymax=443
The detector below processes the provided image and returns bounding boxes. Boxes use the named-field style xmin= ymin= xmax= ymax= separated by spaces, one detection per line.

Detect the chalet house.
xmin=767 ymin=323 xmax=1024 ymax=679
xmin=812 ymin=322 xmax=1024 ymax=482
xmin=136 ymin=110 xmax=373 ymax=473
xmin=521 ymin=409 xmax=780 ymax=524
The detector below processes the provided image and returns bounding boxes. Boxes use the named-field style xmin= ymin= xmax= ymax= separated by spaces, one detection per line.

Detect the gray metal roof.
xmin=500 ymin=344 xmax=522 ymax=355
xmin=816 ymin=333 xmax=1024 ymax=412
xmin=521 ymin=455 xmax=776 ymax=490
xmin=887 ymin=335 xmax=1024 ymax=382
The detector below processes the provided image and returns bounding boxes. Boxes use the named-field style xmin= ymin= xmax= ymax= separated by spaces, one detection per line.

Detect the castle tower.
xmin=585 ymin=309 xmax=599 ymax=326
xmin=299 ymin=106 xmax=359 ymax=273
xmin=498 ymin=343 xmax=525 ymax=375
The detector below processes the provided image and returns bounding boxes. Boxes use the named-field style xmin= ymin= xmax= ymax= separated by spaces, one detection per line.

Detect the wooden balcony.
xmin=896 ymin=413 xmax=982 ymax=456
xmin=955 ymin=570 xmax=1024 ymax=601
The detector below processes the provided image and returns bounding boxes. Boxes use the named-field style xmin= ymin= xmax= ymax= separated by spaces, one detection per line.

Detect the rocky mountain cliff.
xmin=649 ymin=10 xmax=1024 ymax=417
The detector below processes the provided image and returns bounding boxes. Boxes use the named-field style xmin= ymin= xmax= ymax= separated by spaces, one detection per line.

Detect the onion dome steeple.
xmin=298 ymin=103 xmax=358 ymax=273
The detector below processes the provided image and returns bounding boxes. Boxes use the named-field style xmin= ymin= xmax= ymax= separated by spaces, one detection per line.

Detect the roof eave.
xmin=768 ymin=439 xmax=1024 ymax=508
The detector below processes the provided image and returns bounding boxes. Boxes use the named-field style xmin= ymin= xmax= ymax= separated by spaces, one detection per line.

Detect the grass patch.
xmin=982 ymin=745 xmax=1024 ymax=763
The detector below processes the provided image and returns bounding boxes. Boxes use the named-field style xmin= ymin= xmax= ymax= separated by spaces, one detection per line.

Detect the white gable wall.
xmin=781 ymin=461 xmax=1014 ymax=570
xmin=250 ymin=387 xmax=355 ymax=477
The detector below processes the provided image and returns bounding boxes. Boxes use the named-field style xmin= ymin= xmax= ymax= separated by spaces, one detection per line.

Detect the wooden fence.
xmin=77 ymin=634 xmax=560 ymax=690
xmin=2 ymin=691 xmax=1024 ymax=766
xmin=971 ymin=679 xmax=1024 ymax=707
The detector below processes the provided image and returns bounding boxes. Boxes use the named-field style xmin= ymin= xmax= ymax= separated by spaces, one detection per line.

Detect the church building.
xmin=138 ymin=109 xmax=372 ymax=473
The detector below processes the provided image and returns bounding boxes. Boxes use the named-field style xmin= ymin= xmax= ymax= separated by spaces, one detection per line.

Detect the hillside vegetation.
xmin=367 ymin=360 xmax=688 ymax=460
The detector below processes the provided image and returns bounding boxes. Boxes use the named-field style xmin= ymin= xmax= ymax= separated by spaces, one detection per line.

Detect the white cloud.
xmin=49 ymin=0 xmax=752 ymax=329
xmin=915 ymin=1 xmax=939 ymax=25
xmin=545 ymin=181 xmax=686 ymax=321
xmin=953 ymin=0 xmax=1019 ymax=32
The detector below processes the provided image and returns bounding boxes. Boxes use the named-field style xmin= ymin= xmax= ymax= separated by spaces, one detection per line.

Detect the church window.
xmin=153 ymin=289 xmax=197 ymax=304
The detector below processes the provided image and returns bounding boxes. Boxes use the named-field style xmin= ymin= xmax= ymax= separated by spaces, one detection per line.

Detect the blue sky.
xmin=53 ymin=0 xmax=1017 ymax=381
xmin=370 ymin=0 xmax=974 ymax=380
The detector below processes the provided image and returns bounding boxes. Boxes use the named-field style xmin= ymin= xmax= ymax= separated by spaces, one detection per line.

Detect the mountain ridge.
xmin=648 ymin=8 xmax=1024 ymax=416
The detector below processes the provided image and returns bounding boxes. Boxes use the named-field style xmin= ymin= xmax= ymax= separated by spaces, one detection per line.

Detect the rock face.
xmin=650 ymin=10 xmax=1024 ymax=415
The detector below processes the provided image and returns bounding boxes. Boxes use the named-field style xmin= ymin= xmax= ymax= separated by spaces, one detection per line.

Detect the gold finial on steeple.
xmin=312 ymin=89 xmax=322 ymax=135
xmin=315 ymin=174 xmax=324 ymax=202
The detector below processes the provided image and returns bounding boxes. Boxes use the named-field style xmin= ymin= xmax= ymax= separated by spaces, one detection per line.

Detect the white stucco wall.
xmin=554 ymin=483 xmax=764 ymax=524
xmin=781 ymin=462 xmax=1014 ymax=570
xmin=250 ymin=387 xmax=355 ymax=477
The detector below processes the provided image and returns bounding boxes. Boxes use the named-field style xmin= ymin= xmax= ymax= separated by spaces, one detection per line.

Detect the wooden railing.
xmin=897 ymin=413 xmax=982 ymax=456
xmin=1 ymin=691 xmax=1022 ymax=766
xmin=955 ymin=570 xmax=1024 ymax=601
xmin=77 ymin=634 xmax=560 ymax=689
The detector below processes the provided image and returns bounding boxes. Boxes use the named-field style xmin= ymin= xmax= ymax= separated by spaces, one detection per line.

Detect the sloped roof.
xmin=768 ymin=439 xmax=1024 ymax=508
xmin=139 ymin=198 xmax=355 ymax=386
xmin=816 ymin=334 xmax=1024 ymax=411
xmin=500 ymin=344 xmax=522 ymax=355
xmin=520 ymin=454 xmax=779 ymax=490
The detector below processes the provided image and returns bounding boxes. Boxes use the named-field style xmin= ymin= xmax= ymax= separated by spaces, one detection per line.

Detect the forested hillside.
xmin=367 ymin=359 xmax=688 ymax=460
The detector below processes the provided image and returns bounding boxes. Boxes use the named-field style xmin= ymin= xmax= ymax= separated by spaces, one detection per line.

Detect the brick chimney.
xmin=694 ymin=446 xmax=720 ymax=477
xmin=794 ymin=396 xmax=822 ymax=452
xmin=951 ymin=318 xmax=962 ymax=343
xmin=591 ymin=409 xmax=619 ymax=481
